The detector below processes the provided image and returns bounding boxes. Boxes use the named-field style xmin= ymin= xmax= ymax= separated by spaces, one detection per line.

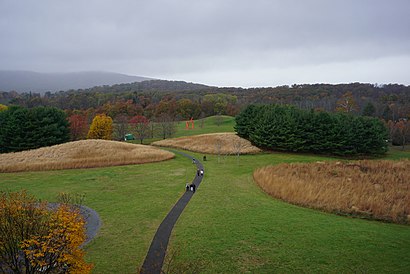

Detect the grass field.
xmin=174 ymin=115 xmax=236 ymax=137
xmin=166 ymin=151 xmax=410 ymax=273
xmin=1 ymin=116 xmax=409 ymax=273
xmin=1 ymin=150 xmax=409 ymax=273
xmin=0 ymin=155 xmax=196 ymax=273
xmin=133 ymin=115 xmax=236 ymax=145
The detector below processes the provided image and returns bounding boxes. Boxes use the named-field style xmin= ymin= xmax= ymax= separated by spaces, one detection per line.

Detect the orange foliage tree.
xmin=0 ymin=191 xmax=92 ymax=273
xmin=87 ymin=114 xmax=113 ymax=140
xmin=69 ymin=114 xmax=88 ymax=140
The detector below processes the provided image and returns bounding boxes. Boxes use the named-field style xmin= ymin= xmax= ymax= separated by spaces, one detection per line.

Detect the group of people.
xmin=187 ymin=157 xmax=205 ymax=193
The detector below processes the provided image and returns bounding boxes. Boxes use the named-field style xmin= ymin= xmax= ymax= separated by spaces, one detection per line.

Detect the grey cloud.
xmin=0 ymin=0 xmax=409 ymax=86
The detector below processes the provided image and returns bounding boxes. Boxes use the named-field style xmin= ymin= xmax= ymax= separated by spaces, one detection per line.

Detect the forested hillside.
xmin=1 ymin=80 xmax=409 ymax=146
xmin=1 ymin=81 xmax=408 ymax=119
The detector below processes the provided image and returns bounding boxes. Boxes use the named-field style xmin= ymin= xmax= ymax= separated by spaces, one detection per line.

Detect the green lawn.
xmin=0 ymin=155 xmax=197 ymax=273
xmin=167 ymin=151 xmax=410 ymax=273
xmin=173 ymin=115 xmax=235 ymax=137
xmin=130 ymin=115 xmax=235 ymax=145
xmin=385 ymin=145 xmax=410 ymax=160
xmin=1 ymin=116 xmax=409 ymax=273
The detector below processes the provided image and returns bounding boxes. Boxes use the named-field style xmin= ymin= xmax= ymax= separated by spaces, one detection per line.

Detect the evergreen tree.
xmin=362 ymin=102 xmax=376 ymax=117
xmin=0 ymin=106 xmax=69 ymax=153
xmin=235 ymin=104 xmax=259 ymax=138
xmin=235 ymin=104 xmax=388 ymax=156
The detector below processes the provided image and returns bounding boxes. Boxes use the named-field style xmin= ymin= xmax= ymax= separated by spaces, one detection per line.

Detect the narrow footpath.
xmin=140 ymin=151 xmax=204 ymax=274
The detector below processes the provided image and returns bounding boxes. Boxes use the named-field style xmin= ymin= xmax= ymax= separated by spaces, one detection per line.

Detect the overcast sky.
xmin=1 ymin=0 xmax=409 ymax=87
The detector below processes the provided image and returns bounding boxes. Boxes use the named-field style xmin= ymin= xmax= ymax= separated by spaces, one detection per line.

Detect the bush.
xmin=0 ymin=191 xmax=92 ymax=273
xmin=235 ymin=104 xmax=388 ymax=156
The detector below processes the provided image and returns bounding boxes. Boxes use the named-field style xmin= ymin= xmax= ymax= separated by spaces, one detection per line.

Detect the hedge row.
xmin=235 ymin=104 xmax=388 ymax=156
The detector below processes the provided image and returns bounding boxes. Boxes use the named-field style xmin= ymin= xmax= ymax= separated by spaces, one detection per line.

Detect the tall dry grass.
xmin=152 ymin=133 xmax=261 ymax=155
xmin=0 ymin=140 xmax=174 ymax=172
xmin=254 ymin=160 xmax=410 ymax=224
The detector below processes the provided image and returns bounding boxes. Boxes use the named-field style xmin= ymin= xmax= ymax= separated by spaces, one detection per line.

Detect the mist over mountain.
xmin=0 ymin=71 xmax=153 ymax=93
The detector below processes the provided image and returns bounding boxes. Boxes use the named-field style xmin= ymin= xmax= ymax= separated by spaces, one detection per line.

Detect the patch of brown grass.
xmin=152 ymin=133 xmax=261 ymax=155
xmin=0 ymin=140 xmax=174 ymax=172
xmin=253 ymin=160 xmax=410 ymax=224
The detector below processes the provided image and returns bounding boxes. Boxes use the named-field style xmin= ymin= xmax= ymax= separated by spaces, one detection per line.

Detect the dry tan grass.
xmin=152 ymin=133 xmax=261 ymax=155
xmin=254 ymin=160 xmax=410 ymax=224
xmin=0 ymin=140 xmax=174 ymax=172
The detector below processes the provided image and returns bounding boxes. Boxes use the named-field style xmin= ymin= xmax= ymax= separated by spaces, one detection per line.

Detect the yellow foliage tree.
xmin=87 ymin=114 xmax=113 ymax=140
xmin=0 ymin=104 xmax=8 ymax=112
xmin=0 ymin=191 xmax=92 ymax=273
xmin=335 ymin=91 xmax=358 ymax=113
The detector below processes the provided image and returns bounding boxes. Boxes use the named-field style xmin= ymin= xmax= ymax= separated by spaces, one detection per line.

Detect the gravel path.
xmin=79 ymin=205 xmax=101 ymax=246
xmin=47 ymin=203 xmax=101 ymax=246
xmin=140 ymin=151 xmax=204 ymax=274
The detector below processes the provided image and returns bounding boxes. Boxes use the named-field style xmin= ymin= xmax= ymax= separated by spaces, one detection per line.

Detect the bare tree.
xmin=156 ymin=113 xmax=177 ymax=139
xmin=232 ymin=138 xmax=249 ymax=164
xmin=199 ymin=112 xmax=206 ymax=128
xmin=113 ymin=114 xmax=130 ymax=141
xmin=130 ymin=115 xmax=150 ymax=144
xmin=215 ymin=138 xmax=223 ymax=163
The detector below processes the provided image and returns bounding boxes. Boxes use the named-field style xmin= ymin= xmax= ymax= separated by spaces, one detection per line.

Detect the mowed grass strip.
xmin=0 ymin=139 xmax=174 ymax=172
xmin=254 ymin=160 xmax=410 ymax=224
xmin=152 ymin=133 xmax=261 ymax=155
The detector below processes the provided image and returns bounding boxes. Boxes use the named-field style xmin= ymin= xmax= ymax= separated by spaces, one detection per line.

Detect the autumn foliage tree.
xmin=392 ymin=119 xmax=410 ymax=149
xmin=0 ymin=104 xmax=7 ymax=112
xmin=68 ymin=114 xmax=88 ymax=140
xmin=87 ymin=114 xmax=113 ymax=140
xmin=336 ymin=91 xmax=358 ymax=113
xmin=0 ymin=191 xmax=92 ymax=273
xmin=113 ymin=114 xmax=130 ymax=140
xmin=130 ymin=115 xmax=150 ymax=144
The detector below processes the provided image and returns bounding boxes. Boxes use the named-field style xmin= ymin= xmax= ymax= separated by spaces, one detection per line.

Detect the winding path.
xmin=140 ymin=151 xmax=204 ymax=274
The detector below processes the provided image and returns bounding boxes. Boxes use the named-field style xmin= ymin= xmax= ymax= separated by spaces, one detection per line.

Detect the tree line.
xmin=0 ymin=105 xmax=180 ymax=153
xmin=1 ymin=81 xmax=409 ymax=123
xmin=235 ymin=104 xmax=389 ymax=156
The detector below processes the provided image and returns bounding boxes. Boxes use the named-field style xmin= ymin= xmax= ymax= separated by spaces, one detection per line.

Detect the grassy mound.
xmin=254 ymin=160 xmax=410 ymax=224
xmin=152 ymin=132 xmax=261 ymax=155
xmin=0 ymin=139 xmax=174 ymax=172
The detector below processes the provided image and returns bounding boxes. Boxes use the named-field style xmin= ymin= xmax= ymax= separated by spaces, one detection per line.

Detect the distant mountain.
xmin=0 ymin=71 xmax=153 ymax=93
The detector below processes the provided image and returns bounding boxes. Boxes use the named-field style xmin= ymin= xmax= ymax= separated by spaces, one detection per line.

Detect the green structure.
xmin=124 ymin=134 xmax=135 ymax=141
